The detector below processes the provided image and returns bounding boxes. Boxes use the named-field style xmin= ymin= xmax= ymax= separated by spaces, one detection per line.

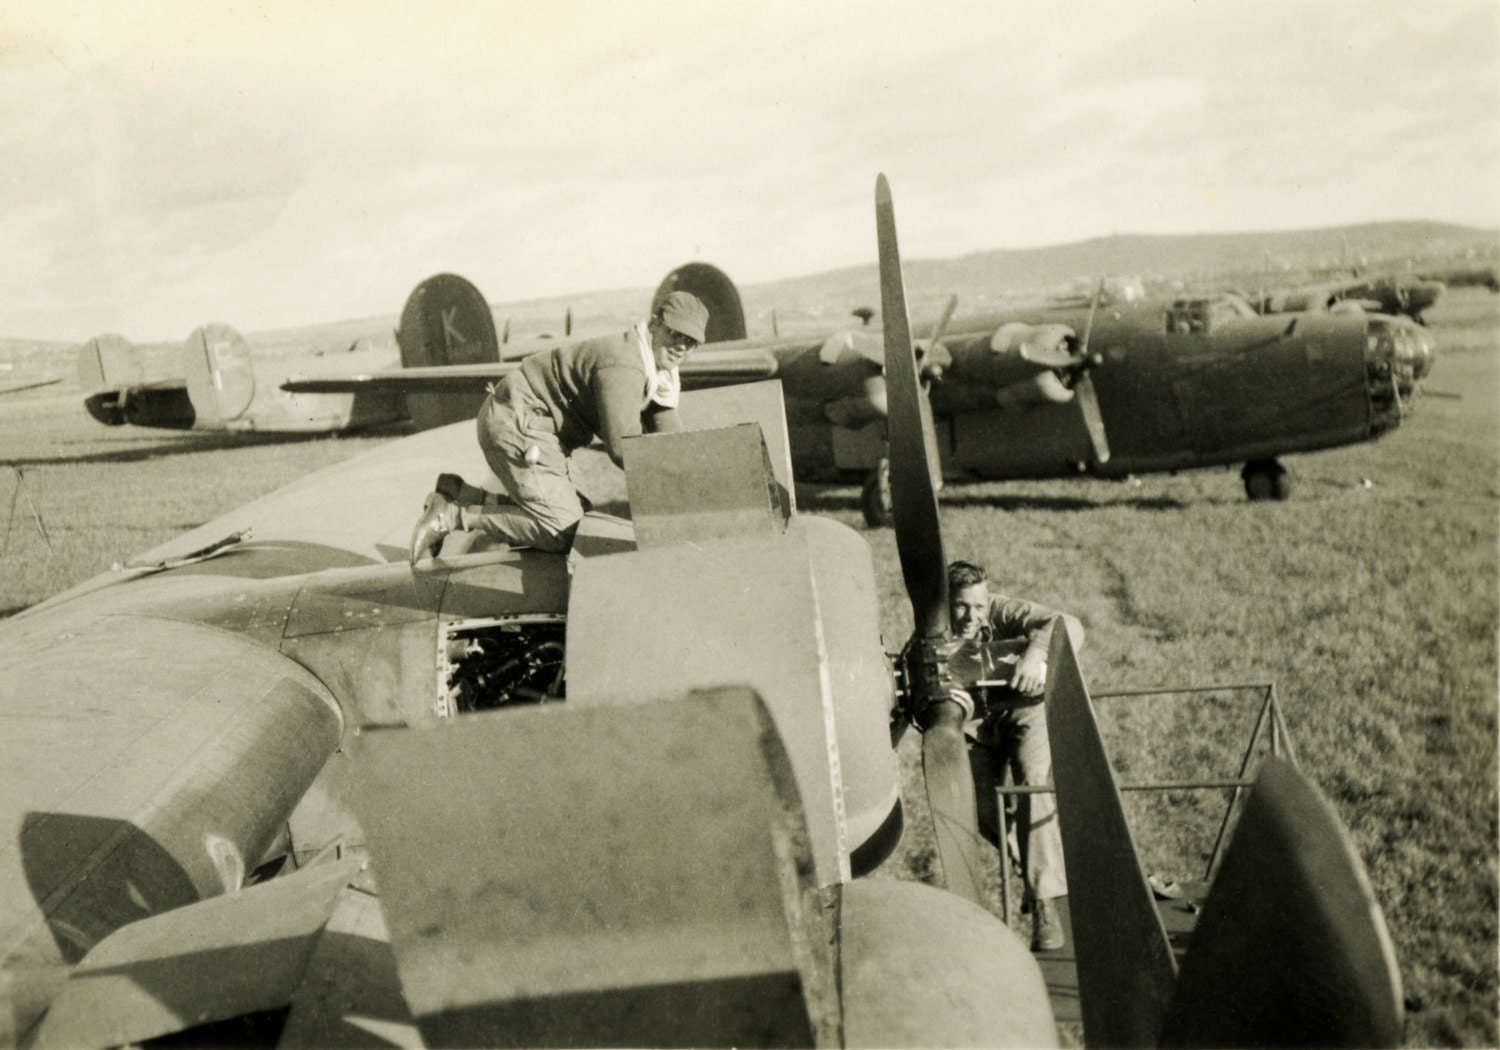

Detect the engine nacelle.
xmin=777 ymin=330 xmax=888 ymax=427
xmin=945 ymin=322 xmax=1078 ymax=392
xmin=824 ymin=376 xmax=889 ymax=428
xmin=995 ymin=369 xmax=1075 ymax=410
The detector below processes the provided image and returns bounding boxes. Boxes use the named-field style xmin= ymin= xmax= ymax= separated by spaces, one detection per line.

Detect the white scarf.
xmin=631 ymin=321 xmax=681 ymax=409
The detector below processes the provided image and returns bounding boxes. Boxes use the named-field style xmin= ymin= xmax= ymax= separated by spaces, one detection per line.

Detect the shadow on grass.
xmin=2 ymin=422 xmax=416 ymax=469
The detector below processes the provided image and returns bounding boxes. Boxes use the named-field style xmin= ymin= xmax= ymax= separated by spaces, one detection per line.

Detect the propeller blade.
xmin=1075 ymin=371 xmax=1111 ymax=465
xmin=919 ymin=294 xmax=958 ymax=388
xmin=876 ymin=174 xmax=947 ymax=637
xmin=877 ymin=174 xmax=984 ymax=906
xmin=1158 ymin=758 xmax=1404 ymax=1048
xmin=929 ymin=293 xmax=958 ymax=349
xmin=1080 ymin=278 xmax=1103 ymax=350
xmin=1074 ymin=280 xmax=1110 ymax=465
xmin=921 ymin=704 xmax=986 ymax=905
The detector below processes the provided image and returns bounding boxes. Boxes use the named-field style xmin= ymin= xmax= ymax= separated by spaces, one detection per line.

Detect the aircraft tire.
xmin=1242 ymin=459 xmax=1291 ymax=501
xmin=861 ymin=458 xmax=893 ymax=528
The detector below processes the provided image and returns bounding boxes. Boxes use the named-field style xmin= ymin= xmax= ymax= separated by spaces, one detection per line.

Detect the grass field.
xmin=1 ymin=289 xmax=1496 ymax=1046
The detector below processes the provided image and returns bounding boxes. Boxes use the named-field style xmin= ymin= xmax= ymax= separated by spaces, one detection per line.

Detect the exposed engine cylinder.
xmin=439 ymin=616 xmax=567 ymax=717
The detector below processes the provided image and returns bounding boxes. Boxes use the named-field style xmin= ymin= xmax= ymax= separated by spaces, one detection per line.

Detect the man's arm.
xmin=990 ymin=597 xmax=1085 ymax=696
xmin=643 ymin=402 xmax=682 ymax=434
xmin=592 ymin=366 xmax=650 ymax=467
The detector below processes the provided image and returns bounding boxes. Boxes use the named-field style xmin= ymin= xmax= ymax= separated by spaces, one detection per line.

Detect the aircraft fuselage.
xmin=786 ymin=297 xmax=1421 ymax=484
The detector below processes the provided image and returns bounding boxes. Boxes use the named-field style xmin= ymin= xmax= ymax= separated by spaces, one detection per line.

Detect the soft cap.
xmin=658 ymin=291 xmax=709 ymax=344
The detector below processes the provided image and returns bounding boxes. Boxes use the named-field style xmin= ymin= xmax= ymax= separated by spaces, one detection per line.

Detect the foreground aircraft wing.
xmin=3 ymin=378 xmax=1070 ymax=1048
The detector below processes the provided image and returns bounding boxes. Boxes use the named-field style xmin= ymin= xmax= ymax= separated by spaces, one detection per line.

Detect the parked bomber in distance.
xmin=74 ymin=228 xmax=1433 ymax=528
xmin=0 ymin=175 xmax=1402 ymax=1048
xmin=286 ymin=260 xmax=1435 ymax=526
xmin=1247 ymin=270 xmax=1447 ymax=325
xmin=71 ymin=277 xmax=707 ymax=437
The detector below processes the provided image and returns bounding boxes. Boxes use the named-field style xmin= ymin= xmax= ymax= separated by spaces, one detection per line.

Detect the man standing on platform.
xmin=945 ymin=559 xmax=1084 ymax=952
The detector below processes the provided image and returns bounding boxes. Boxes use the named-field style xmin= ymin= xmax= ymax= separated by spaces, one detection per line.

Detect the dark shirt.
xmin=946 ymin=594 xmax=1077 ymax=736
xmin=518 ymin=326 xmax=680 ymax=463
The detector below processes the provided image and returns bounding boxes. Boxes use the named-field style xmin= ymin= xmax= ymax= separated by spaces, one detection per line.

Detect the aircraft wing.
xmin=678 ymin=347 xmax=782 ymax=386
xmin=3 ymin=380 xmax=1065 ymax=1047
xmin=0 ymin=377 xmax=63 ymax=396
xmin=280 ymin=361 xmax=522 ymax=395
xmin=279 ymin=348 xmax=781 ymax=398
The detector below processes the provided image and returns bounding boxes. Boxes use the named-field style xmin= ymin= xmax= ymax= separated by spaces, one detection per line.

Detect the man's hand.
xmin=1012 ymin=648 xmax=1047 ymax=697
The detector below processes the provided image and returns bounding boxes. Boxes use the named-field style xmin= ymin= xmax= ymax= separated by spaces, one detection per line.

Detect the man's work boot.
xmin=435 ymin=472 xmax=492 ymax=505
xmin=410 ymin=491 xmax=460 ymax=565
xmin=1031 ymin=897 xmax=1065 ymax=952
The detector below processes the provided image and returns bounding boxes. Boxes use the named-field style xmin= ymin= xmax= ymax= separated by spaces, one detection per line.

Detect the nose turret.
xmin=1364 ymin=314 xmax=1433 ymax=435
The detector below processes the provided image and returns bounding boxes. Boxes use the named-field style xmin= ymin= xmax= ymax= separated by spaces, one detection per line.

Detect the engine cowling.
xmin=995 ymin=369 xmax=1075 ymax=409
xmin=945 ymin=322 xmax=1079 ymax=393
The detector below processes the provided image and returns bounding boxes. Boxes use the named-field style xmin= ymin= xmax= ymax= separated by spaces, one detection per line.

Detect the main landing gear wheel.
xmin=861 ymin=457 xmax=893 ymax=528
xmin=1242 ymin=458 xmax=1291 ymax=501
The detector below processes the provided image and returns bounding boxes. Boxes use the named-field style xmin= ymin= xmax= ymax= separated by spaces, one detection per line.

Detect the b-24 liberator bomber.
xmin=283 ymin=258 xmax=1435 ymax=529
xmin=2 ymin=178 xmax=1404 ymax=1048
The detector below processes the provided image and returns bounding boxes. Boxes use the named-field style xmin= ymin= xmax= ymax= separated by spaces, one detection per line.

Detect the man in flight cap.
xmin=411 ymin=290 xmax=710 ymax=560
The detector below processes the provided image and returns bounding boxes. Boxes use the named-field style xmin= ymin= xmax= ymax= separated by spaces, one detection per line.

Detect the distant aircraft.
xmin=0 ymin=175 xmax=1402 ymax=1048
xmin=73 ymin=267 xmax=746 ymax=436
xmin=76 ymin=323 xmax=409 ymax=434
xmin=1249 ymin=272 xmax=1446 ymax=325
xmin=0 ymin=377 xmax=62 ymax=396
xmin=289 ymin=267 xmax=1435 ymax=525
xmin=1417 ymin=262 xmax=1498 ymax=292
xmin=81 ymin=243 xmax=1432 ymax=528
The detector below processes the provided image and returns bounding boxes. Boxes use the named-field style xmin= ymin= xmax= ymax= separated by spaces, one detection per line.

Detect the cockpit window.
xmin=1165 ymin=299 xmax=1210 ymax=335
xmin=1165 ymin=295 xmax=1255 ymax=334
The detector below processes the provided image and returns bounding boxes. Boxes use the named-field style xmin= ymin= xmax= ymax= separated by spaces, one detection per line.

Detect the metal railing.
xmin=993 ymin=681 xmax=1296 ymax=925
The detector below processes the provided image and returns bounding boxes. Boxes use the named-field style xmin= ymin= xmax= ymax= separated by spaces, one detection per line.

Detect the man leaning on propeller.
xmin=942 ymin=559 xmax=1084 ymax=953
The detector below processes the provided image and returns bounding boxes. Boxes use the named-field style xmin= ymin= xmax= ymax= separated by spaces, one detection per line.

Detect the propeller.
xmin=919 ymin=294 xmax=957 ymax=385
xmin=912 ymin=292 xmax=957 ymax=490
xmin=876 ymin=174 xmax=985 ymax=905
xmin=1070 ymin=280 xmax=1111 ymax=466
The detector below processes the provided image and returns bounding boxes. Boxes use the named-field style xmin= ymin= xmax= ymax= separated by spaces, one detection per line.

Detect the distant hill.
xmin=940 ymin=220 xmax=1497 ymax=285
xmin=720 ymin=220 xmax=1500 ymax=330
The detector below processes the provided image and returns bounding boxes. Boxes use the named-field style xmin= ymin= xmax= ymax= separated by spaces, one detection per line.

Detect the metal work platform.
xmin=991 ymin=682 xmax=1300 ymax=1026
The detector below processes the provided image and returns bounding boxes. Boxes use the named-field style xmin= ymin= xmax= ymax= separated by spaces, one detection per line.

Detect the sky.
xmin=2 ymin=0 xmax=1498 ymax=342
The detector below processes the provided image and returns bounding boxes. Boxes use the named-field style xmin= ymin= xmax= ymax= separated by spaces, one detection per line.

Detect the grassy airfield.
xmin=1 ymin=288 xmax=1495 ymax=1047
